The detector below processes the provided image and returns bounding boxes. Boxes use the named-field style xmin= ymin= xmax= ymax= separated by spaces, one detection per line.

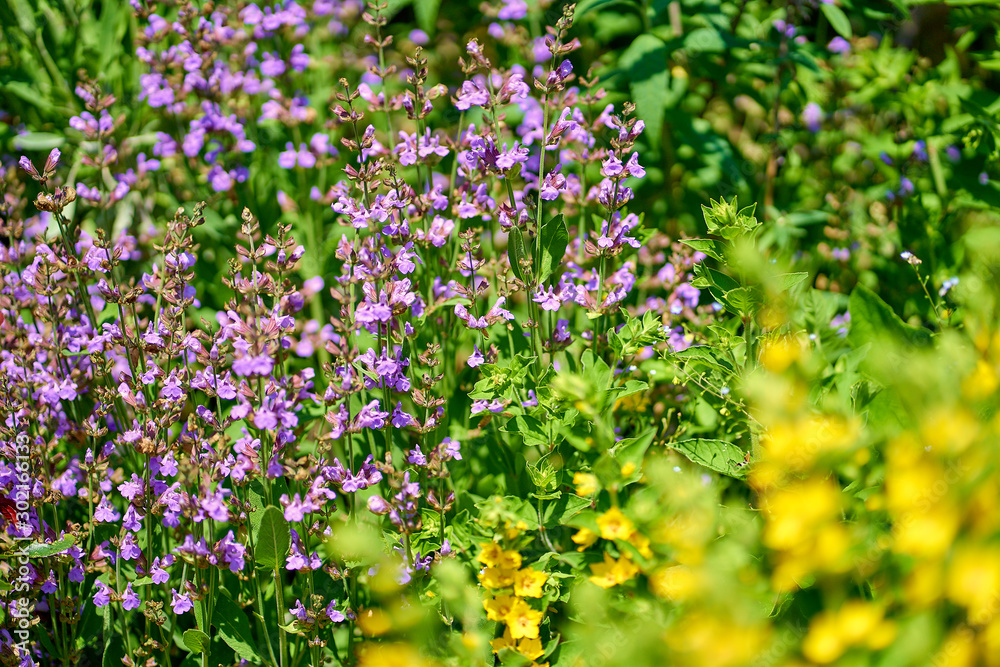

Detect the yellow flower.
xmin=627 ymin=531 xmax=653 ymax=559
xmin=483 ymin=594 xmax=516 ymax=622
xmin=514 ymin=567 xmax=548 ymax=598
xmin=649 ymin=565 xmax=701 ymax=602
xmin=499 ymin=549 xmax=523 ymax=570
xmin=479 ymin=567 xmax=515 ymax=589
xmin=571 ymin=528 xmax=598 ymax=551
xmin=947 ymin=543 xmax=1000 ymax=624
xmin=357 ymin=642 xmax=438 ymax=667
xmin=356 ymin=608 xmax=392 ymax=637
xmin=596 ymin=507 xmax=635 ymax=541
xmin=573 ymin=472 xmax=599 ymax=496
xmin=490 ymin=628 xmax=516 ymax=654
xmin=802 ymin=601 xmax=894 ymax=664
xmin=506 ymin=599 xmax=543 ymax=640
xmin=761 ymin=477 xmax=841 ymax=551
xmin=802 ymin=612 xmax=844 ymax=664
xmin=760 ymin=335 xmax=802 ymax=372
xmin=516 ymin=637 xmax=544 ymax=661
xmin=477 ymin=542 xmax=504 ymax=568
xmin=588 ymin=552 xmax=639 ymax=589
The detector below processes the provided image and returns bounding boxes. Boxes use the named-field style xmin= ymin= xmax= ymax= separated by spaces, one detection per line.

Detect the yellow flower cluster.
xmin=574 ymin=507 xmax=651 ymax=588
xmin=801 ymin=600 xmax=896 ymax=663
xmin=478 ymin=542 xmax=550 ymax=666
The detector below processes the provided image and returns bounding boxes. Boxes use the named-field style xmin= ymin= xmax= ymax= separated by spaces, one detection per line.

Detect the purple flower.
xmin=17 ymin=156 xmax=40 ymax=180
xmin=326 ymin=600 xmax=346 ymax=623
xmin=455 ymin=79 xmax=490 ymax=110
xmin=356 ymin=400 xmax=389 ymax=430
xmin=802 ymin=102 xmax=823 ymax=133
xmin=281 ymin=493 xmax=318 ymax=522
xmin=120 ymin=534 xmax=141 ymax=561
xmin=150 ymin=558 xmax=170 ymax=584
xmin=122 ymin=583 xmax=141 ymax=611
xmin=171 ymin=589 xmax=193 ymax=614
xmin=467 ymin=345 xmax=485 ymax=368
xmin=93 ymin=581 xmax=111 ymax=607
xmin=498 ymin=0 xmax=528 ymax=20
xmin=440 ymin=437 xmax=462 ymax=461
xmin=827 ymin=37 xmax=850 ymax=54
xmin=260 ymin=52 xmax=286 ymax=77
xmin=368 ymin=495 xmax=391 ymax=514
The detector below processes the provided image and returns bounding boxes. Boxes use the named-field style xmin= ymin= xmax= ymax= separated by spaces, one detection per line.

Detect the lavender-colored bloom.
xmin=356 ymin=400 xmax=389 ymax=430
xmin=120 ymin=534 xmax=141 ymax=560
xmin=827 ymin=36 xmax=850 ymax=54
xmin=409 ymin=29 xmax=429 ymax=45
xmin=93 ymin=581 xmax=111 ymax=607
xmin=912 ymin=140 xmax=928 ymax=162
xmin=899 ymin=177 xmax=915 ymax=197
xmin=171 ymin=589 xmax=193 ymax=614
xmin=467 ymin=345 xmax=485 ymax=368
xmin=498 ymin=0 xmax=528 ymax=20
xmin=367 ymin=495 xmax=390 ymax=514
xmin=440 ymin=437 xmax=462 ymax=461
xmin=150 ymin=558 xmax=170 ymax=584
xmin=95 ymin=496 xmax=120 ymax=523
xmin=17 ymin=156 xmax=39 ymax=180
xmin=802 ymin=102 xmax=823 ymax=133
xmin=455 ymin=79 xmax=490 ymax=110
xmin=979 ymin=172 xmax=989 ymax=185
xmin=122 ymin=584 xmax=141 ymax=611
xmin=326 ymin=600 xmax=346 ymax=623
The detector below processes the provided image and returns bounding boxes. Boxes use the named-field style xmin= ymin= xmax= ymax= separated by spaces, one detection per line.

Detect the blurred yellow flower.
xmin=588 ymin=552 xmax=639 ymax=589
xmin=357 ymin=642 xmax=438 ymax=667
xmin=572 ymin=527 xmax=598 ymax=551
xmin=597 ymin=506 xmax=636 ymax=541
xmin=573 ymin=472 xmax=599 ymax=496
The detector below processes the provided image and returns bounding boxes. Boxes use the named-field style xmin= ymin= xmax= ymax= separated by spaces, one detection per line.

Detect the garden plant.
xmin=2 ymin=0 xmax=1000 ymax=665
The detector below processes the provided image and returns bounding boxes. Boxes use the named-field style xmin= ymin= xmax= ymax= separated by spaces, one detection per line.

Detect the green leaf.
xmin=775 ymin=272 xmax=810 ymax=292
xmin=574 ymin=0 xmax=642 ymax=18
xmin=679 ymin=238 xmax=723 ymax=262
xmin=503 ymin=414 xmax=551 ymax=447
xmin=23 ymin=535 xmax=75 ymax=558
xmin=214 ymin=590 xmax=263 ymax=662
xmin=13 ymin=132 xmax=65 ymax=151
xmin=847 ymin=284 xmax=932 ymax=351
xmin=7 ymin=0 xmax=37 ymax=35
xmin=620 ymin=34 xmax=668 ymax=147
xmin=683 ymin=27 xmax=727 ymax=53
xmin=413 ymin=0 xmax=441 ymax=34
xmin=542 ymin=494 xmax=592 ymax=528
xmin=537 ymin=214 xmax=569 ymax=285
xmin=722 ymin=286 xmax=761 ymax=317
xmin=821 ymin=3 xmax=853 ymax=38
xmin=254 ymin=506 xmax=290 ymax=571
xmin=509 ymin=226 xmax=529 ymax=284
xmin=183 ymin=629 xmax=210 ymax=654
xmin=669 ymin=439 xmax=748 ymax=478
